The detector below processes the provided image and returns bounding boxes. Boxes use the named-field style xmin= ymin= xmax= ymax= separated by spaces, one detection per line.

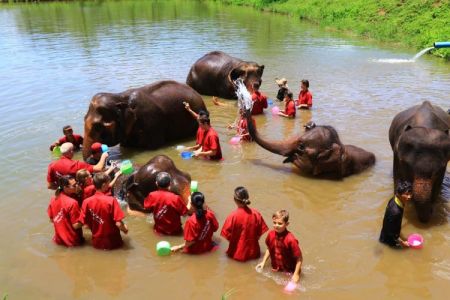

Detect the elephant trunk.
xmin=82 ymin=131 xmax=95 ymax=160
xmin=412 ymin=177 xmax=433 ymax=223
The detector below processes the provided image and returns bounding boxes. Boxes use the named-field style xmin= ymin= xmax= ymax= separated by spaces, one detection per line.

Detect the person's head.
xmin=233 ymin=186 xmax=251 ymax=206
xmin=93 ymin=172 xmax=110 ymax=191
xmin=252 ymin=81 xmax=260 ymax=92
xmin=76 ymin=169 xmax=92 ymax=186
xmin=62 ymin=125 xmax=74 ymax=137
xmin=60 ymin=142 xmax=74 ymax=158
xmin=285 ymin=91 xmax=293 ymax=102
xmin=191 ymin=192 xmax=206 ymax=219
xmin=198 ymin=115 xmax=211 ymax=130
xmin=198 ymin=109 xmax=210 ymax=118
xmin=272 ymin=210 xmax=289 ymax=233
xmin=395 ymin=181 xmax=413 ymax=202
xmin=56 ymin=175 xmax=77 ymax=196
xmin=90 ymin=142 xmax=103 ymax=159
xmin=275 ymin=78 xmax=288 ymax=88
xmin=301 ymin=79 xmax=309 ymax=91
xmin=156 ymin=172 xmax=171 ymax=189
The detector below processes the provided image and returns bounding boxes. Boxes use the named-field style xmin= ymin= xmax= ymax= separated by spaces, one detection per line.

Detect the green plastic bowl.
xmin=156 ymin=241 xmax=171 ymax=256
xmin=52 ymin=146 xmax=61 ymax=158
xmin=190 ymin=181 xmax=198 ymax=193
xmin=120 ymin=160 xmax=134 ymax=175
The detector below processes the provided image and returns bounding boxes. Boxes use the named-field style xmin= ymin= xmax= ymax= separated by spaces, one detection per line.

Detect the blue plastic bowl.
xmin=101 ymin=144 xmax=109 ymax=153
xmin=181 ymin=151 xmax=193 ymax=160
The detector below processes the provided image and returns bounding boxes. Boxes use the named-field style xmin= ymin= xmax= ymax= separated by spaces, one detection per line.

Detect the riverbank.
xmin=218 ymin=0 xmax=450 ymax=59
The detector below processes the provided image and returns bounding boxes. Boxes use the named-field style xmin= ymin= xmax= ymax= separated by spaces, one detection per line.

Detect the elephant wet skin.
xmin=389 ymin=101 xmax=450 ymax=223
xmin=83 ymin=80 xmax=206 ymax=159
xmin=186 ymin=51 xmax=264 ymax=100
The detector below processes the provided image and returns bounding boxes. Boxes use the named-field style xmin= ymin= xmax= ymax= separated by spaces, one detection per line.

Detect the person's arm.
xmin=291 ymin=256 xmax=303 ymax=283
xmin=116 ymin=221 xmax=128 ymax=234
xmin=171 ymin=240 xmax=195 ymax=252
xmin=186 ymin=144 xmax=201 ymax=151
xmin=49 ymin=140 xmax=60 ymax=151
xmin=256 ymin=249 xmax=270 ymax=271
xmin=193 ymin=149 xmax=216 ymax=158
xmin=183 ymin=102 xmax=199 ymax=119
xmin=397 ymin=236 xmax=410 ymax=248
xmin=278 ymin=111 xmax=290 ymax=118
xmin=92 ymin=152 xmax=109 ymax=172
xmin=108 ymin=170 xmax=122 ymax=189
xmin=212 ymin=96 xmax=227 ymax=106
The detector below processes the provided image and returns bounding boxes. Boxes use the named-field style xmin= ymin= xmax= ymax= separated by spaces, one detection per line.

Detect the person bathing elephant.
xmin=116 ymin=155 xmax=191 ymax=212
xmin=389 ymin=101 xmax=450 ymax=223
xmin=186 ymin=51 xmax=265 ymax=99
xmin=82 ymin=80 xmax=206 ymax=160
xmin=245 ymin=112 xmax=376 ymax=178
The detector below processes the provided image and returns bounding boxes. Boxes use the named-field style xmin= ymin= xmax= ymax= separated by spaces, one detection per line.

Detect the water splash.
xmin=234 ymin=78 xmax=253 ymax=111
xmin=412 ymin=47 xmax=434 ymax=60
xmin=373 ymin=47 xmax=434 ymax=63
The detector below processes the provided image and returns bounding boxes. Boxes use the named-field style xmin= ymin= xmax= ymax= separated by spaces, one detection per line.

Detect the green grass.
xmin=218 ymin=0 xmax=450 ymax=59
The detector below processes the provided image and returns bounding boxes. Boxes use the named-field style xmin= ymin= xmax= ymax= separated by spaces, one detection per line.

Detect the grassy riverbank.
xmin=218 ymin=0 xmax=450 ymax=59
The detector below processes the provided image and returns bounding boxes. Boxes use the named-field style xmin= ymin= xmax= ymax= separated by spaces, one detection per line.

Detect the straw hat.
xmin=275 ymin=77 xmax=288 ymax=87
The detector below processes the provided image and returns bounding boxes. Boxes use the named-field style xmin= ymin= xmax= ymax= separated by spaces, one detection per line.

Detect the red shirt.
xmin=251 ymin=91 xmax=268 ymax=115
xmin=196 ymin=127 xmax=205 ymax=145
xmin=144 ymin=190 xmax=188 ymax=235
xmin=80 ymin=191 xmax=125 ymax=250
xmin=202 ymin=127 xmax=222 ymax=160
xmin=47 ymin=156 xmax=94 ymax=185
xmin=265 ymin=230 xmax=302 ymax=272
xmin=47 ymin=193 xmax=84 ymax=247
xmin=183 ymin=210 xmax=219 ymax=254
xmin=284 ymin=100 xmax=296 ymax=118
xmin=82 ymin=184 xmax=96 ymax=201
xmin=296 ymin=90 xmax=312 ymax=107
xmin=221 ymin=206 xmax=268 ymax=262
xmin=58 ymin=134 xmax=83 ymax=150
xmin=237 ymin=117 xmax=255 ymax=142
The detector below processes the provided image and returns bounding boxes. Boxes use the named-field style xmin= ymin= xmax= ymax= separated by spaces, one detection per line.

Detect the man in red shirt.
xmin=250 ymin=82 xmax=268 ymax=115
xmin=296 ymin=79 xmax=313 ymax=109
xmin=184 ymin=103 xmax=210 ymax=152
xmin=78 ymin=172 xmax=128 ymax=250
xmin=278 ymin=92 xmax=296 ymax=118
xmin=192 ymin=116 xmax=222 ymax=160
xmin=47 ymin=142 xmax=109 ymax=189
xmin=49 ymin=125 xmax=84 ymax=151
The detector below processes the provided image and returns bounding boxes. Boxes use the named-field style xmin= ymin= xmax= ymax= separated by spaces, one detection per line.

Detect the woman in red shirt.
xmin=221 ymin=187 xmax=268 ymax=262
xmin=228 ymin=109 xmax=256 ymax=142
xmin=296 ymin=79 xmax=312 ymax=109
xmin=171 ymin=192 xmax=219 ymax=254
xmin=278 ymin=92 xmax=296 ymax=118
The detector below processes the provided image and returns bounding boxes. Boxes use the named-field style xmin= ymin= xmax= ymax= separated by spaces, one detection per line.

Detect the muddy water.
xmin=0 ymin=0 xmax=449 ymax=299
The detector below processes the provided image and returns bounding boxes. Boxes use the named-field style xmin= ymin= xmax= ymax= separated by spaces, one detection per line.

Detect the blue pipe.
xmin=433 ymin=42 xmax=450 ymax=49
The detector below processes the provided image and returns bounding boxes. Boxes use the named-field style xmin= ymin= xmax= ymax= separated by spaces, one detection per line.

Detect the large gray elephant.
xmin=186 ymin=51 xmax=264 ymax=99
xmin=82 ymin=81 xmax=206 ymax=159
xmin=389 ymin=101 xmax=450 ymax=222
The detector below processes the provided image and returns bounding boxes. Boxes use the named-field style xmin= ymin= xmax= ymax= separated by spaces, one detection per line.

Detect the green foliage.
xmin=219 ymin=0 xmax=450 ymax=59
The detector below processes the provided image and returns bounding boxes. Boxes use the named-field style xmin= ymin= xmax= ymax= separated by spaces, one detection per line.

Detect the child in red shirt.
xmin=47 ymin=175 xmax=84 ymax=247
xmin=79 ymin=172 xmax=128 ymax=250
xmin=76 ymin=166 xmax=122 ymax=204
xmin=278 ymin=92 xmax=296 ymax=118
xmin=250 ymin=82 xmax=268 ymax=115
xmin=171 ymin=192 xmax=219 ymax=254
xmin=221 ymin=187 xmax=268 ymax=262
xmin=227 ymin=109 xmax=256 ymax=142
xmin=192 ymin=116 xmax=223 ymax=160
xmin=49 ymin=125 xmax=84 ymax=151
xmin=296 ymin=79 xmax=312 ymax=109
xmin=256 ymin=210 xmax=303 ymax=283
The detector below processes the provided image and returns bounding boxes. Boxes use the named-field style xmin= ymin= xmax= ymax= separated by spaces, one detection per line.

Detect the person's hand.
xmin=122 ymin=223 xmax=128 ymax=234
xmin=255 ymin=262 xmax=264 ymax=273
xmin=101 ymin=152 xmax=109 ymax=159
xmin=401 ymin=240 xmax=410 ymax=248
xmin=193 ymin=149 xmax=201 ymax=158
xmin=171 ymin=245 xmax=183 ymax=252
xmin=183 ymin=101 xmax=191 ymax=110
xmin=291 ymin=273 xmax=300 ymax=283
xmin=114 ymin=170 xmax=123 ymax=178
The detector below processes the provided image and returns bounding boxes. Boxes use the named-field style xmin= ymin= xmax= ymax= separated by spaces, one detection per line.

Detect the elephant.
xmin=115 ymin=155 xmax=191 ymax=212
xmin=82 ymin=80 xmax=206 ymax=160
xmin=186 ymin=51 xmax=264 ymax=99
xmin=246 ymin=112 xmax=376 ymax=178
xmin=389 ymin=101 xmax=450 ymax=223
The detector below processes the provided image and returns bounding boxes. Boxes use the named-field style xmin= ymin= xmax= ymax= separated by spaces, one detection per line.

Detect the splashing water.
xmin=412 ymin=47 xmax=434 ymax=60
xmin=373 ymin=47 xmax=434 ymax=63
xmin=234 ymin=78 xmax=253 ymax=111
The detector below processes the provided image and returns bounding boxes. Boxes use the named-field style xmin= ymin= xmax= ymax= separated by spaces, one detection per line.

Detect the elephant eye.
xmin=297 ymin=144 xmax=305 ymax=152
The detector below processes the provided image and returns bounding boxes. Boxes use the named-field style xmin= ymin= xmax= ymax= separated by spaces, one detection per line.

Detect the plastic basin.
xmin=101 ymin=144 xmax=109 ymax=153
xmin=181 ymin=151 xmax=193 ymax=160
xmin=156 ymin=241 xmax=171 ymax=256
xmin=52 ymin=146 xmax=61 ymax=157
xmin=120 ymin=160 xmax=134 ymax=175
xmin=271 ymin=106 xmax=280 ymax=115
xmin=190 ymin=180 xmax=198 ymax=193
xmin=407 ymin=233 xmax=424 ymax=249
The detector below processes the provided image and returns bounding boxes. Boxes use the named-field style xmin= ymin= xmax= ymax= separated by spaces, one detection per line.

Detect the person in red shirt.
xmin=250 ymin=82 xmax=268 ymax=115
xmin=228 ymin=109 xmax=256 ymax=142
xmin=184 ymin=102 xmax=210 ymax=151
xmin=296 ymin=79 xmax=313 ymax=109
xmin=256 ymin=210 xmax=303 ymax=284
xmin=76 ymin=166 xmax=122 ymax=204
xmin=221 ymin=186 xmax=268 ymax=262
xmin=78 ymin=172 xmax=128 ymax=250
xmin=171 ymin=192 xmax=219 ymax=254
xmin=47 ymin=175 xmax=84 ymax=247
xmin=127 ymin=172 xmax=190 ymax=235
xmin=49 ymin=125 xmax=84 ymax=151
xmin=47 ymin=142 xmax=109 ymax=190
xmin=278 ymin=92 xmax=296 ymax=118
xmin=192 ymin=116 xmax=222 ymax=160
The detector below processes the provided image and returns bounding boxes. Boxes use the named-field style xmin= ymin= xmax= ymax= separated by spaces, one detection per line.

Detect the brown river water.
xmin=0 ymin=1 xmax=449 ymax=299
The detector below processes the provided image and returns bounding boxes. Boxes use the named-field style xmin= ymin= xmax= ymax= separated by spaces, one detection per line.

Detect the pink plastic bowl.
xmin=229 ymin=136 xmax=241 ymax=145
xmin=284 ymin=281 xmax=297 ymax=293
xmin=407 ymin=233 xmax=424 ymax=249
xmin=271 ymin=106 xmax=280 ymax=115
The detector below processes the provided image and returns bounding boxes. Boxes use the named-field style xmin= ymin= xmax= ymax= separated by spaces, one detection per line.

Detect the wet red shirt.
xmin=196 ymin=127 xmax=205 ymax=145
xmin=183 ymin=210 xmax=219 ymax=254
xmin=47 ymin=193 xmax=84 ymax=247
xmin=82 ymin=184 xmax=96 ymax=200
xmin=80 ymin=191 xmax=125 ymax=250
xmin=47 ymin=156 xmax=94 ymax=185
xmin=237 ymin=117 xmax=255 ymax=142
xmin=296 ymin=90 xmax=312 ymax=107
xmin=58 ymin=134 xmax=83 ymax=150
xmin=144 ymin=190 xmax=187 ymax=235
xmin=221 ymin=207 xmax=268 ymax=261
xmin=265 ymin=230 xmax=302 ymax=272
xmin=284 ymin=100 xmax=296 ymax=118
xmin=251 ymin=91 xmax=268 ymax=115
xmin=202 ymin=127 xmax=222 ymax=160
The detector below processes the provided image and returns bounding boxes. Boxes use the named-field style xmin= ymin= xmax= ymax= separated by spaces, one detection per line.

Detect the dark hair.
xmin=396 ymin=181 xmax=412 ymax=195
xmin=198 ymin=109 xmax=210 ymax=118
xmin=234 ymin=186 xmax=250 ymax=206
xmin=301 ymin=79 xmax=309 ymax=88
xmin=252 ymin=82 xmax=260 ymax=90
xmin=56 ymin=175 xmax=75 ymax=196
xmin=272 ymin=210 xmax=289 ymax=223
xmin=286 ymin=91 xmax=293 ymax=99
xmin=191 ymin=192 xmax=206 ymax=219
xmin=93 ymin=172 xmax=110 ymax=189
xmin=62 ymin=125 xmax=72 ymax=133
xmin=156 ymin=172 xmax=171 ymax=188
xmin=198 ymin=115 xmax=210 ymax=125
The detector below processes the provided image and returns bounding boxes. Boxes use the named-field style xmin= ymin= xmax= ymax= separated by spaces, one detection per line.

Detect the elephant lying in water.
xmin=82 ymin=80 xmax=206 ymax=160
xmin=389 ymin=101 xmax=450 ymax=223
xmin=116 ymin=155 xmax=191 ymax=211
xmin=246 ymin=112 xmax=376 ymax=178
xmin=186 ymin=51 xmax=264 ymax=99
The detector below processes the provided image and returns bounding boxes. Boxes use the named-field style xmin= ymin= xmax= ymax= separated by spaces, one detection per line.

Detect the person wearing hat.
xmin=47 ymin=142 xmax=108 ymax=190
xmin=296 ymin=79 xmax=313 ymax=109
xmin=86 ymin=142 xmax=103 ymax=165
xmin=275 ymin=78 xmax=289 ymax=102
xmin=49 ymin=125 xmax=83 ymax=151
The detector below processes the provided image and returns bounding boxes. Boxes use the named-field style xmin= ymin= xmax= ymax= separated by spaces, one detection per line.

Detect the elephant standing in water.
xmin=389 ymin=101 xmax=450 ymax=223
xmin=186 ymin=51 xmax=264 ymax=99
xmin=245 ymin=112 xmax=376 ymax=178
xmin=82 ymin=81 xmax=206 ymax=159
xmin=116 ymin=155 xmax=191 ymax=211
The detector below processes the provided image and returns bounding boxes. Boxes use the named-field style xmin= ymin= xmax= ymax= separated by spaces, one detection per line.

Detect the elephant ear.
xmin=312 ymin=143 xmax=342 ymax=175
